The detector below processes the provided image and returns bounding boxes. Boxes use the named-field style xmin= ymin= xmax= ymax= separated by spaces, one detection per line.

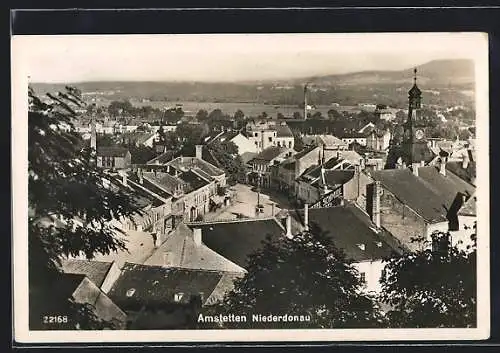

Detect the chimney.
xmin=271 ymin=203 xmax=275 ymax=216
xmin=411 ymin=162 xmax=419 ymax=177
xmin=122 ymin=173 xmax=128 ymax=186
xmin=286 ymin=214 xmax=293 ymax=239
xmin=193 ymin=228 xmax=202 ymax=246
xmin=462 ymin=155 xmax=470 ymax=169
xmin=90 ymin=118 xmax=97 ymax=150
xmin=372 ymin=181 xmax=381 ymax=228
xmin=195 ymin=145 xmax=203 ymax=160
xmin=138 ymin=168 xmax=144 ymax=184
xmin=304 ymin=203 xmax=309 ymax=231
xmin=439 ymin=157 xmax=447 ymax=176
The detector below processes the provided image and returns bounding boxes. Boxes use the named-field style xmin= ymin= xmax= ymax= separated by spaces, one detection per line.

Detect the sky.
xmin=12 ymin=33 xmax=486 ymax=83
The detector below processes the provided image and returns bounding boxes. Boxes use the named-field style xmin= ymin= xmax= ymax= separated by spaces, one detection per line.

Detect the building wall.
xmin=343 ymin=173 xmax=361 ymax=201
xmin=352 ymin=260 xmax=385 ymax=294
xmin=296 ymin=180 xmax=321 ymax=204
xmin=378 ymin=188 xmax=427 ymax=251
xmin=275 ymin=136 xmax=294 ymax=149
xmin=232 ymin=134 xmax=258 ymax=155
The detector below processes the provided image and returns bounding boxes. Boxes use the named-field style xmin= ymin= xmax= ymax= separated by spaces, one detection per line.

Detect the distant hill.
xmin=30 ymin=59 xmax=475 ymax=109
xmin=294 ymin=59 xmax=474 ymax=87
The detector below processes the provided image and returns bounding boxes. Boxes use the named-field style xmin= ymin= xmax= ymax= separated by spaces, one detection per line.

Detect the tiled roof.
xmin=91 ymin=230 xmax=158 ymax=268
xmin=187 ymin=219 xmax=284 ymax=268
xmin=144 ymin=223 xmax=245 ymax=273
xmin=370 ymin=169 xmax=450 ymax=223
xmin=179 ymin=170 xmax=210 ymax=193
xmin=60 ymin=259 xmax=113 ymax=288
xmin=97 ymin=147 xmax=130 ymax=158
xmin=273 ymin=124 xmax=294 ymax=138
xmin=240 ymin=152 xmax=257 ymax=164
xmin=147 ymin=150 xmax=176 ymax=165
xmin=108 ymin=263 xmax=224 ymax=308
xmin=320 ymin=170 xmax=355 ymax=187
xmin=127 ymin=173 xmax=173 ymax=200
xmin=251 ymin=146 xmax=290 ymax=162
xmin=446 ymin=161 xmax=476 ymax=186
xmin=293 ymin=145 xmax=318 ymax=160
xmin=417 ymin=166 xmax=475 ymax=209
xmin=295 ymin=203 xmax=405 ymax=261
xmin=167 ymin=157 xmax=225 ymax=177
xmin=146 ymin=172 xmax=183 ymax=195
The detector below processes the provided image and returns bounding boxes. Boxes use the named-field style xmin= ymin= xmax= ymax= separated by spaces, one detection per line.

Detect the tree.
xmin=293 ymin=130 xmax=304 ymax=152
xmin=208 ymin=141 xmax=246 ymax=186
xmin=28 ymin=87 xmax=140 ymax=330
xmin=208 ymin=224 xmax=383 ymax=329
xmin=379 ymin=230 xmax=476 ymax=328
xmin=108 ymin=100 xmax=134 ymax=117
xmin=327 ymin=109 xmax=342 ymax=121
xmin=234 ymin=109 xmax=245 ymax=121
xmin=293 ymin=111 xmax=302 ymax=120
xmin=276 ymin=112 xmax=285 ymax=120
xmin=196 ymin=109 xmax=209 ymax=122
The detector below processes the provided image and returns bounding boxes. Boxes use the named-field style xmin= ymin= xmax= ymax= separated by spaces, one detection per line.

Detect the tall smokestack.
xmin=372 ymin=181 xmax=381 ymax=228
xmin=304 ymin=84 xmax=308 ymax=120
xmin=90 ymin=118 xmax=97 ymax=150
xmin=286 ymin=214 xmax=292 ymax=239
xmin=304 ymin=203 xmax=309 ymax=231
xmin=195 ymin=145 xmax=203 ymax=160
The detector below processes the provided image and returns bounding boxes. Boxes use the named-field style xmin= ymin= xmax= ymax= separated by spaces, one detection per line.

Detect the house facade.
xmin=97 ymin=147 xmax=132 ymax=169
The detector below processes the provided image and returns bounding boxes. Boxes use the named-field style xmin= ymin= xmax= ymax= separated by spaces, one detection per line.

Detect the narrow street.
xmin=203 ymin=183 xmax=295 ymax=221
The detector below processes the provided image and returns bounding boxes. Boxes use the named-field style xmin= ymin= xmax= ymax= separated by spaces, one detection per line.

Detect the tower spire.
xmin=413 ymin=67 xmax=418 ymax=85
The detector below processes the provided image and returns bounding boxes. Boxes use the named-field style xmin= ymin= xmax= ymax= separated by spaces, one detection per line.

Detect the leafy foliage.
xmin=379 ymin=230 xmax=477 ymax=328
xmin=207 ymin=140 xmax=246 ymax=185
xmin=28 ymin=86 xmax=141 ymax=329
xmin=209 ymin=224 xmax=383 ymax=328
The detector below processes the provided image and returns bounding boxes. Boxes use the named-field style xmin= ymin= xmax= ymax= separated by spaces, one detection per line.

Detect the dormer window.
xmin=126 ymin=288 xmax=136 ymax=297
xmin=357 ymin=243 xmax=366 ymax=251
xmin=174 ymin=292 xmax=184 ymax=302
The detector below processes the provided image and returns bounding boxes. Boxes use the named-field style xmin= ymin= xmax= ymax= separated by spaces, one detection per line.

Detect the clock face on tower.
xmin=415 ymin=129 xmax=424 ymax=140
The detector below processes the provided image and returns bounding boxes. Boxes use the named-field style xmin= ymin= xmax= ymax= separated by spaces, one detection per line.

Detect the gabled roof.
xmin=144 ymin=223 xmax=245 ymax=273
xmin=294 ymin=203 xmax=404 ymax=261
xmin=251 ymin=146 xmax=290 ymax=162
xmin=370 ymin=169 xmax=452 ymax=223
xmin=97 ymin=147 xmax=130 ymax=158
xmin=128 ymin=172 xmax=173 ymax=200
xmin=60 ymin=259 xmax=114 ymax=288
xmin=187 ymin=218 xmax=284 ymax=268
xmin=108 ymin=263 xmax=224 ymax=308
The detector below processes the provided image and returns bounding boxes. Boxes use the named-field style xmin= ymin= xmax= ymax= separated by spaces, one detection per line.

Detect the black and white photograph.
xmin=12 ymin=32 xmax=489 ymax=342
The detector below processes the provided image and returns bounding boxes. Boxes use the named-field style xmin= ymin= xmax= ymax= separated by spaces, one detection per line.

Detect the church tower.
xmin=403 ymin=68 xmax=430 ymax=165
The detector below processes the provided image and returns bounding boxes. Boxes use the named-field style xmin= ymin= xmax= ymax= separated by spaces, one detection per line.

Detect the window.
xmin=359 ymin=272 xmax=366 ymax=283
xmin=269 ymin=137 xmax=273 ymax=142
xmin=254 ymin=133 xmax=258 ymax=137
xmin=174 ymin=292 xmax=184 ymax=302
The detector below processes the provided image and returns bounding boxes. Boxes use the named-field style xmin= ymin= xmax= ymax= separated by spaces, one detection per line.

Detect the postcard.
xmin=12 ymin=32 xmax=490 ymax=343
